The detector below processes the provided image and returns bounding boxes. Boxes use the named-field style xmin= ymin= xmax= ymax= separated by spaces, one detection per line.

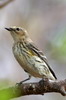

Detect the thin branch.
xmin=0 ymin=79 xmax=66 ymax=100
xmin=0 ymin=0 xmax=15 ymax=9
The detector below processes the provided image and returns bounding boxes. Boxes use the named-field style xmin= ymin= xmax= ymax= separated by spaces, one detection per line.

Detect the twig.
xmin=0 ymin=0 xmax=15 ymax=9
xmin=0 ymin=79 xmax=66 ymax=100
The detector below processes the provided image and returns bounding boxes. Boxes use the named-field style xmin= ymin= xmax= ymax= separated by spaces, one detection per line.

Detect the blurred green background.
xmin=0 ymin=0 xmax=66 ymax=100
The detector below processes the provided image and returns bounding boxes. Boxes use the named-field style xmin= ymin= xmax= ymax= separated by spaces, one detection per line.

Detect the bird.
xmin=5 ymin=26 xmax=57 ymax=83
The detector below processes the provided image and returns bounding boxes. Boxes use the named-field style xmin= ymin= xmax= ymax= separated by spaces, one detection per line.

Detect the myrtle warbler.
xmin=5 ymin=26 xmax=57 ymax=83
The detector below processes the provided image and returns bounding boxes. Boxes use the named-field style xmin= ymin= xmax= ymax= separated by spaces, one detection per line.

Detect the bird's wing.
xmin=27 ymin=42 xmax=57 ymax=79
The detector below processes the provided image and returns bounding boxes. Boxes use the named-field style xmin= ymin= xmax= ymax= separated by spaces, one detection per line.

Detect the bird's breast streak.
xmin=13 ymin=45 xmax=50 ymax=78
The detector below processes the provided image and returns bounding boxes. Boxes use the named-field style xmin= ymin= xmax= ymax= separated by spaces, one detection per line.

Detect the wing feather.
xmin=27 ymin=43 xmax=57 ymax=79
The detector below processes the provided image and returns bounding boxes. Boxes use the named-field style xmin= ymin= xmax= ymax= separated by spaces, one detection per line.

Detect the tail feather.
xmin=48 ymin=65 xmax=57 ymax=80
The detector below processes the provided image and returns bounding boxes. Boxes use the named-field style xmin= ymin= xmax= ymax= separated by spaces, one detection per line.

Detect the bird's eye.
xmin=16 ymin=28 xmax=19 ymax=31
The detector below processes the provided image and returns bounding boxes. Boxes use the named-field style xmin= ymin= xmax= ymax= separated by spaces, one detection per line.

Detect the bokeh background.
xmin=0 ymin=0 xmax=66 ymax=100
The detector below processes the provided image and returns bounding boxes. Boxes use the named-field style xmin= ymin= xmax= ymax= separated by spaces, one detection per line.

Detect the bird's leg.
xmin=20 ymin=75 xmax=31 ymax=83
xmin=17 ymin=75 xmax=31 ymax=85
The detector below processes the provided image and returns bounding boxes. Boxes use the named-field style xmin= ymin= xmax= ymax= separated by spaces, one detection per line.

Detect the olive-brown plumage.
xmin=5 ymin=26 xmax=57 ymax=82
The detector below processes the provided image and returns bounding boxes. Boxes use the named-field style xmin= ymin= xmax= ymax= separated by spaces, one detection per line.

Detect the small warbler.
xmin=5 ymin=26 xmax=57 ymax=83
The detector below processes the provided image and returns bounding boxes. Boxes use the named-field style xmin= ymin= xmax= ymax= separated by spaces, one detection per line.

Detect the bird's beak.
xmin=5 ymin=28 xmax=14 ymax=31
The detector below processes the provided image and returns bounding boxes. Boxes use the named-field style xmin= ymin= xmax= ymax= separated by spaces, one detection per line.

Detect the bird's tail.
xmin=48 ymin=71 xmax=57 ymax=80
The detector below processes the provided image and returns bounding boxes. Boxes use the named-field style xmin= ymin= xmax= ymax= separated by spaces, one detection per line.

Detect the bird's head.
xmin=5 ymin=26 xmax=29 ymax=42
